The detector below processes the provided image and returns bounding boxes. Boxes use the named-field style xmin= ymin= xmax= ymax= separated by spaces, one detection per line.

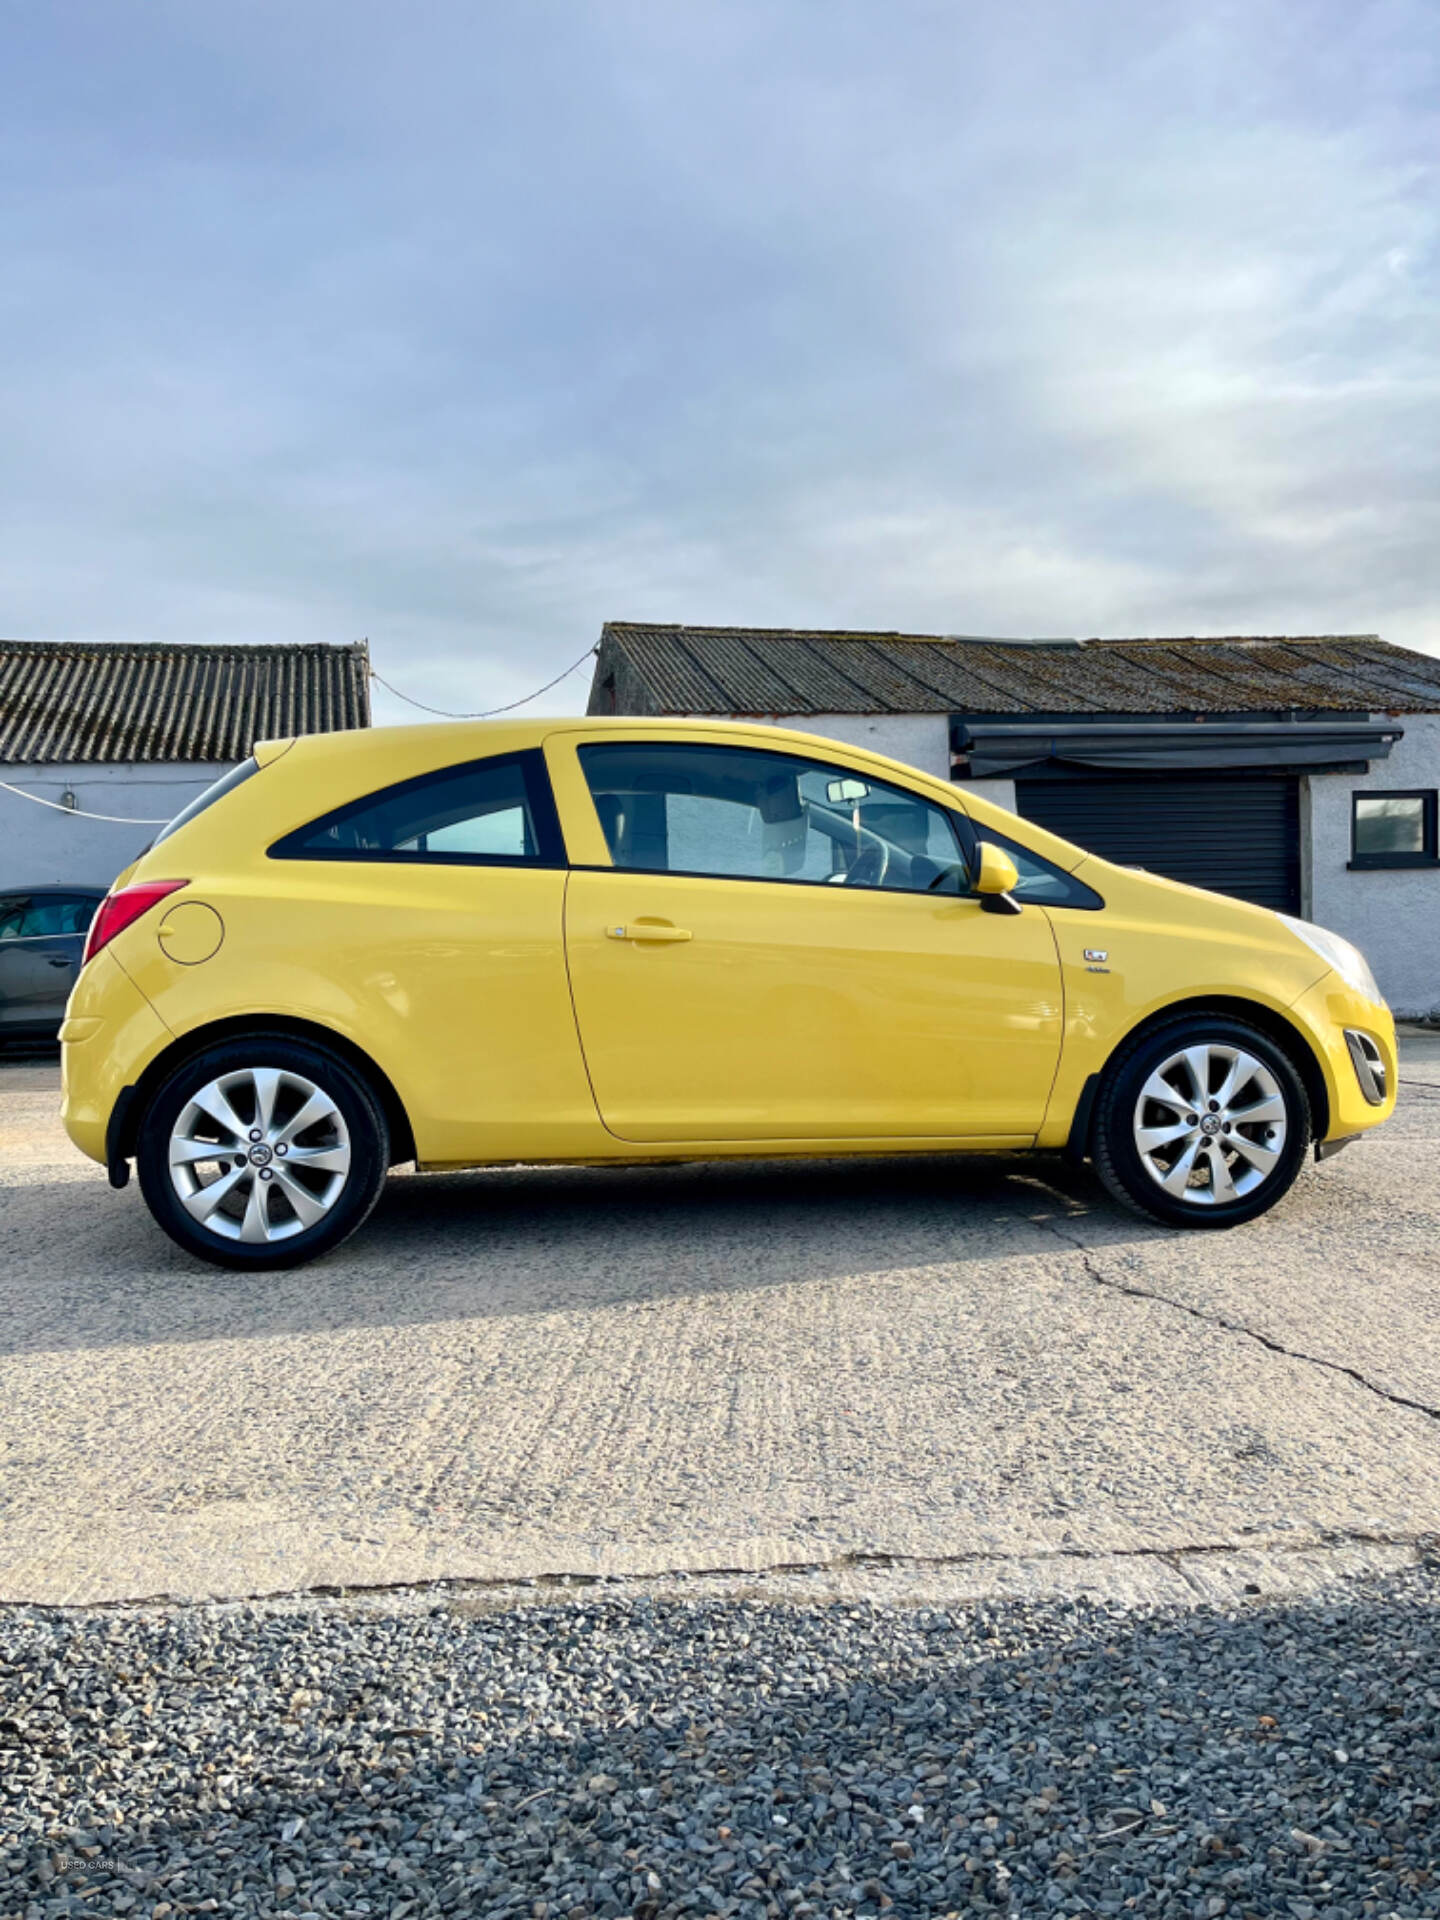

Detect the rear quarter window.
xmin=268 ymin=749 xmax=565 ymax=867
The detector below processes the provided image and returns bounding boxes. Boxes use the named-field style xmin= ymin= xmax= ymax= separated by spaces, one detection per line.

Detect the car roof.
xmin=262 ymin=713 xmax=969 ymax=814
xmin=269 ymin=712 xmax=929 ymax=761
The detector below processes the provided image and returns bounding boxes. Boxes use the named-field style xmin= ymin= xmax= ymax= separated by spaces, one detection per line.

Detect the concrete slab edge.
xmin=5 ymin=1535 xmax=1428 ymax=1620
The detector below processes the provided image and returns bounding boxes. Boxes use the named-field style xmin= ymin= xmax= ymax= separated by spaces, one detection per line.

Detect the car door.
xmin=18 ymin=894 xmax=98 ymax=1026
xmin=554 ymin=733 xmax=1064 ymax=1144
xmin=0 ymin=896 xmax=34 ymax=1029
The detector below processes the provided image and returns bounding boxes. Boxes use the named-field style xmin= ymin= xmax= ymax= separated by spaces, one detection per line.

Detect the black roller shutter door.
xmin=1014 ymin=775 xmax=1301 ymax=915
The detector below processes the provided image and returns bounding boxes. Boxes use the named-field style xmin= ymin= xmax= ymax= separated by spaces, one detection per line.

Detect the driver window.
xmin=578 ymin=743 xmax=970 ymax=894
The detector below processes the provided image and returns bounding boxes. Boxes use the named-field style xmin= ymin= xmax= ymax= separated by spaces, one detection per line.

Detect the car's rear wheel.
xmin=136 ymin=1035 xmax=389 ymax=1269
xmin=1091 ymin=1014 xmax=1311 ymax=1229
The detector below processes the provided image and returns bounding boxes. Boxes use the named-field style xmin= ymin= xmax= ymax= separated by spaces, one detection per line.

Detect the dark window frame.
xmin=1349 ymin=788 xmax=1439 ymax=871
xmin=947 ymin=816 xmax=1106 ymax=912
xmin=268 ymin=748 xmax=567 ymax=869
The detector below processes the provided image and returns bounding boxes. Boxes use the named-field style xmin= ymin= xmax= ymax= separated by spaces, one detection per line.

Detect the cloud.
xmin=0 ymin=0 xmax=1435 ymax=725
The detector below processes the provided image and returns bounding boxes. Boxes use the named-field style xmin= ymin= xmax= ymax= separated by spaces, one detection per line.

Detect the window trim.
xmin=1349 ymin=788 xmax=1439 ymax=871
xmin=569 ymin=859 xmax=971 ymax=900
xmin=268 ymin=748 xmax=567 ymax=869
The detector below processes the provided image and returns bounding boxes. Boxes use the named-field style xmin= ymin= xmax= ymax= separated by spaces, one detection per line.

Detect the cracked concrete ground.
xmin=2 ymin=1034 xmax=1439 ymax=1607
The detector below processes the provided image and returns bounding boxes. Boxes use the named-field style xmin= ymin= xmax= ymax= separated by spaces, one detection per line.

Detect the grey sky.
xmin=1 ymin=0 xmax=1436 ymax=722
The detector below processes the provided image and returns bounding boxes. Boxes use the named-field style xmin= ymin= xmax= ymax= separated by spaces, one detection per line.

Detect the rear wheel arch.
xmin=117 ymin=1016 xmax=417 ymax=1167
xmin=1072 ymin=995 xmax=1330 ymax=1157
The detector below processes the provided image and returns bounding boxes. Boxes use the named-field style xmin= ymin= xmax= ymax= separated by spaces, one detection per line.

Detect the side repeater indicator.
xmin=1083 ymin=947 xmax=1111 ymax=974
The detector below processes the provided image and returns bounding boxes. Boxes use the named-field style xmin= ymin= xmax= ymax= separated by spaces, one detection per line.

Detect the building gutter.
xmin=952 ymin=717 xmax=1404 ymax=780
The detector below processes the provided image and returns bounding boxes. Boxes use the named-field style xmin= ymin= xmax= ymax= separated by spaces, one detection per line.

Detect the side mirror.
xmin=974 ymin=841 xmax=1023 ymax=915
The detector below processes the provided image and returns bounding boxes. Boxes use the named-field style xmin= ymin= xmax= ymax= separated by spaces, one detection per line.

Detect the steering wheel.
xmin=846 ymin=836 xmax=890 ymax=887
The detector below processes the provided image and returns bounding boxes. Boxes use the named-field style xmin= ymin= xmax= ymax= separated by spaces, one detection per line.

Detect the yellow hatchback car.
xmin=61 ymin=716 xmax=1395 ymax=1268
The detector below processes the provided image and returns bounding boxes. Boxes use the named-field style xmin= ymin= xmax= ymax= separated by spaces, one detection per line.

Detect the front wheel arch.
xmin=1069 ymin=995 xmax=1330 ymax=1161
xmin=116 ymin=1016 xmax=416 ymax=1168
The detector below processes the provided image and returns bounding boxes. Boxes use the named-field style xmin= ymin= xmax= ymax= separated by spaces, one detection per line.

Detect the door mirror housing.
xmin=974 ymin=841 xmax=1023 ymax=914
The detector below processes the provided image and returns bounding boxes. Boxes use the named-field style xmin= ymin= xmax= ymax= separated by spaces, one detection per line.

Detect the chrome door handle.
xmin=605 ymin=924 xmax=693 ymax=943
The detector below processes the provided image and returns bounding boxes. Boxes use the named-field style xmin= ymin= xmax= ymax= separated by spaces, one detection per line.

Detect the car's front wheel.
xmin=136 ymin=1034 xmax=390 ymax=1269
xmin=1091 ymin=1014 xmax=1311 ymax=1229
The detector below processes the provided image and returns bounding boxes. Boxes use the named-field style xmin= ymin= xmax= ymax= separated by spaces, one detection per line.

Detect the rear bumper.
xmin=59 ymin=951 xmax=172 ymax=1166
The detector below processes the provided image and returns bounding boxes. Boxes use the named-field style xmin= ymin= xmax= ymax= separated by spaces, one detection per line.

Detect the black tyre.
xmin=1090 ymin=1014 xmax=1311 ymax=1229
xmin=136 ymin=1033 xmax=390 ymax=1269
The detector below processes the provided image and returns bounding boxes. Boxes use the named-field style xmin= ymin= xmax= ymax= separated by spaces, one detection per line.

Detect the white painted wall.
xmin=0 ymin=762 xmax=233 ymax=893
xmin=738 ymin=712 xmax=952 ymax=781
xmin=1308 ymin=713 xmax=1440 ymax=1018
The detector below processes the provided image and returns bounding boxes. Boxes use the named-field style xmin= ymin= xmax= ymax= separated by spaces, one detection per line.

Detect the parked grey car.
xmin=0 ymin=887 xmax=106 ymax=1039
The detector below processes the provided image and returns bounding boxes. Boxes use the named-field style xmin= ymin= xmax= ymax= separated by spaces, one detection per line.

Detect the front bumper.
xmin=1289 ymin=972 xmax=1397 ymax=1141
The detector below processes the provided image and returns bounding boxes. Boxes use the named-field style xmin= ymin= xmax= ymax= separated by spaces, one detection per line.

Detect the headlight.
xmin=1276 ymin=913 xmax=1383 ymax=1004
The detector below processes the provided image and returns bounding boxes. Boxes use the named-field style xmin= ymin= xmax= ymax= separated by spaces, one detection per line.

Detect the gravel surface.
xmin=5 ymin=1565 xmax=1440 ymax=1918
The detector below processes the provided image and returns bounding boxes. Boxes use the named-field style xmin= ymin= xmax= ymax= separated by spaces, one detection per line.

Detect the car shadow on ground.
xmin=0 ymin=1151 xmax=1170 ymax=1356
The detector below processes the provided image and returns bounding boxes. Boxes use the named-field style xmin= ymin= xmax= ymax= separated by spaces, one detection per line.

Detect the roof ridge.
xmin=604 ymin=622 xmax=959 ymax=642
xmin=603 ymin=621 xmax=1391 ymax=651
xmin=1085 ymin=634 xmax=1382 ymax=648
xmin=0 ymin=638 xmax=368 ymax=655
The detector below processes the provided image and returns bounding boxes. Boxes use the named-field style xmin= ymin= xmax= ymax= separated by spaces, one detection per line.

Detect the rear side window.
xmin=0 ymin=896 xmax=29 ymax=940
xmin=270 ymin=749 xmax=564 ymax=867
xmin=153 ymin=759 xmax=259 ymax=846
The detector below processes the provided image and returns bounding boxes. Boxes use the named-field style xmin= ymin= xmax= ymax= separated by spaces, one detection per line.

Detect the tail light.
xmin=84 ymin=880 xmax=189 ymax=964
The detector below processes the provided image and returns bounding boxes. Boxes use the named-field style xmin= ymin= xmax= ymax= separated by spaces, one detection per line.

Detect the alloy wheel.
xmin=167 ymin=1065 xmax=352 ymax=1243
xmin=1131 ymin=1042 xmax=1287 ymax=1207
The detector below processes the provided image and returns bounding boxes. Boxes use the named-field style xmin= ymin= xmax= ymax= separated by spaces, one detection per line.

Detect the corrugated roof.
xmin=591 ymin=623 xmax=1440 ymax=716
xmin=0 ymin=640 xmax=372 ymax=763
